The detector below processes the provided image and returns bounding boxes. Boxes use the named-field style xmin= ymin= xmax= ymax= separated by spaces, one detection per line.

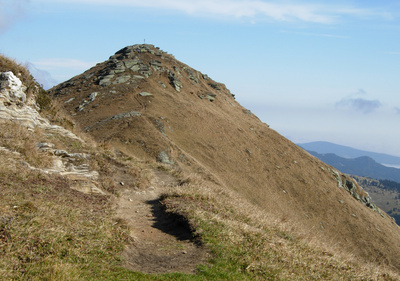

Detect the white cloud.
xmin=33 ymin=58 xmax=96 ymax=70
xmin=0 ymin=0 xmax=30 ymax=34
xmin=38 ymin=0 xmax=385 ymax=24
xmin=335 ymin=89 xmax=382 ymax=114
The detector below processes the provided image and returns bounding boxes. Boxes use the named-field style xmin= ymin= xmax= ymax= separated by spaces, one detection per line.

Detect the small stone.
xmin=206 ymin=93 xmax=216 ymax=102
xmin=120 ymin=182 xmax=125 ymax=186
xmin=139 ymin=92 xmax=153 ymax=97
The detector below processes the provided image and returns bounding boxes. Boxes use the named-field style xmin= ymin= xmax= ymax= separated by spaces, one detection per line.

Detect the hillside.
xmin=298 ymin=141 xmax=400 ymax=167
xmin=48 ymin=44 xmax=400 ymax=276
xmin=2 ymin=47 xmax=400 ymax=279
xmin=353 ymin=176 xmax=400 ymax=224
xmin=306 ymin=151 xmax=400 ymax=183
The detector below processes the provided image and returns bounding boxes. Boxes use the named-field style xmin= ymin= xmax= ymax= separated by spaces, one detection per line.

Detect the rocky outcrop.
xmin=50 ymin=44 xmax=235 ymax=102
xmin=0 ymin=71 xmax=102 ymax=194
xmin=330 ymin=168 xmax=384 ymax=216
xmin=0 ymin=71 xmax=81 ymax=141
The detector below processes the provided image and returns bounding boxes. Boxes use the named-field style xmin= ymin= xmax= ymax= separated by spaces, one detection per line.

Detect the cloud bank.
xmin=336 ymin=89 xmax=382 ymax=114
xmin=42 ymin=0 xmax=384 ymax=24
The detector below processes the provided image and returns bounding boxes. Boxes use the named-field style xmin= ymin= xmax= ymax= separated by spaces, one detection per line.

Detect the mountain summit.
xmin=48 ymin=44 xmax=400 ymax=274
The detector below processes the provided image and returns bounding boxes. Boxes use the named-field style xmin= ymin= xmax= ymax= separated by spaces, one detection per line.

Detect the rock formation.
xmin=0 ymin=71 xmax=102 ymax=194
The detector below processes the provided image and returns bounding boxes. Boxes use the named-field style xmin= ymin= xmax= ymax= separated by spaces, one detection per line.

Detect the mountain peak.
xmin=48 ymin=45 xmax=400 ymax=273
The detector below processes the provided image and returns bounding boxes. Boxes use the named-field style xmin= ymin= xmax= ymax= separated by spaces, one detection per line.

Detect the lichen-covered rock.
xmin=157 ymin=151 xmax=174 ymax=165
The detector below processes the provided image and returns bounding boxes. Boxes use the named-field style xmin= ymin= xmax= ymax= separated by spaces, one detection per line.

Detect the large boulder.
xmin=0 ymin=71 xmax=27 ymax=105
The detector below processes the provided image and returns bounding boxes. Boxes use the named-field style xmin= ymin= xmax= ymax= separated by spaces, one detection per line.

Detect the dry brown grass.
xmin=0 ymin=122 xmax=53 ymax=169
xmin=0 ymin=160 xmax=130 ymax=280
xmin=161 ymin=179 xmax=400 ymax=280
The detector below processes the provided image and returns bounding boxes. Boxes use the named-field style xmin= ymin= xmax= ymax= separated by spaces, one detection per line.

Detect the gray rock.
xmin=158 ymin=81 xmax=166 ymax=88
xmin=89 ymin=92 xmax=98 ymax=101
xmin=173 ymin=66 xmax=181 ymax=75
xmin=98 ymin=75 xmax=114 ymax=86
xmin=36 ymin=142 xmax=55 ymax=151
xmin=157 ymin=151 xmax=174 ymax=165
xmin=107 ymin=110 xmax=141 ymax=120
xmin=202 ymin=74 xmax=211 ymax=80
xmin=139 ymin=92 xmax=153 ymax=97
xmin=184 ymin=68 xmax=198 ymax=83
xmin=168 ymin=71 xmax=183 ymax=92
xmin=114 ymin=62 xmax=126 ymax=73
xmin=124 ymin=58 xmax=140 ymax=70
xmin=150 ymin=60 xmax=162 ymax=70
xmin=206 ymin=93 xmax=216 ymax=102
xmin=112 ymin=74 xmax=131 ymax=84
xmin=209 ymin=83 xmax=221 ymax=90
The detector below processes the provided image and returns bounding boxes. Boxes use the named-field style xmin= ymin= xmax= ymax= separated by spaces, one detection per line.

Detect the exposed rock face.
xmin=50 ymin=44 xmax=232 ymax=101
xmin=0 ymin=71 xmax=102 ymax=194
xmin=330 ymin=168 xmax=383 ymax=215
xmin=0 ymin=71 xmax=27 ymax=105
xmin=0 ymin=71 xmax=81 ymax=141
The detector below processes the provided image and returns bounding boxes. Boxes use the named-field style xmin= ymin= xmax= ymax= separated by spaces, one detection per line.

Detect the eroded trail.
xmin=115 ymin=169 xmax=209 ymax=274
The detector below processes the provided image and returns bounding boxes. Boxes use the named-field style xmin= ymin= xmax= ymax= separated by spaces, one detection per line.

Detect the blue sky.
xmin=1 ymin=0 xmax=400 ymax=156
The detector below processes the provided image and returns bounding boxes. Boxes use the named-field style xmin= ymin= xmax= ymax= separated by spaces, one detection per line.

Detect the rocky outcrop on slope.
xmin=0 ymin=71 xmax=81 ymax=140
xmin=0 ymin=71 xmax=102 ymax=194
xmin=50 ymin=44 xmax=234 ymax=102
xmin=330 ymin=168 xmax=384 ymax=216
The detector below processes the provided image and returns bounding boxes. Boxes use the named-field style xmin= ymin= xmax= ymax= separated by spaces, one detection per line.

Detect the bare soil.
xmin=115 ymin=169 xmax=209 ymax=274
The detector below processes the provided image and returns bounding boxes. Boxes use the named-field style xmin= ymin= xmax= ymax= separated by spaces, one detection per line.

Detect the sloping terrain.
xmin=47 ymin=44 xmax=400 ymax=276
xmin=2 ymin=48 xmax=400 ymax=279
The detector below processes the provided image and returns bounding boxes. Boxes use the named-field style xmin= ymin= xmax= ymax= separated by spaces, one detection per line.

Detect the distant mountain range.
xmin=306 ymin=151 xmax=400 ymax=183
xmin=298 ymin=141 xmax=400 ymax=167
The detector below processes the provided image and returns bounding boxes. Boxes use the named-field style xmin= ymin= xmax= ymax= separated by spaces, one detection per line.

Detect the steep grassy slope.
xmin=48 ymin=44 xmax=400 ymax=275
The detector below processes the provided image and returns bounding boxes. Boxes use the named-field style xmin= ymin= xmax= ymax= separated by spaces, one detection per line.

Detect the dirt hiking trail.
xmin=115 ymin=169 xmax=209 ymax=274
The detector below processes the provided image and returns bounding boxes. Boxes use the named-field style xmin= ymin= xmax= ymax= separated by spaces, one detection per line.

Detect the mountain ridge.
xmin=298 ymin=141 xmax=400 ymax=166
xmin=2 ymin=47 xmax=400 ymax=279
xmin=49 ymin=44 xmax=400 ymax=273
xmin=307 ymin=151 xmax=400 ymax=183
